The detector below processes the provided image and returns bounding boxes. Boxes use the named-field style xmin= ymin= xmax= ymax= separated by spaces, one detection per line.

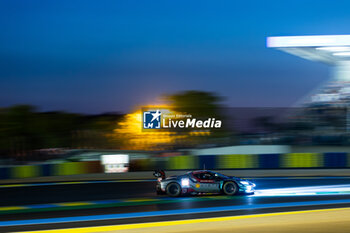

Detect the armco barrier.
xmin=281 ymin=153 xmax=322 ymax=168
xmin=167 ymin=156 xmax=198 ymax=170
xmin=1 ymin=153 xmax=350 ymax=180
xmin=216 ymin=154 xmax=258 ymax=169
xmin=157 ymin=153 xmax=350 ymax=170
xmin=324 ymin=152 xmax=347 ymax=168
xmin=53 ymin=162 xmax=88 ymax=176
xmin=258 ymin=154 xmax=280 ymax=169
xmin=0 ymin=161 xmax=102 ymax=180
xmin=11 ymin=165 xmax=40 ymax=178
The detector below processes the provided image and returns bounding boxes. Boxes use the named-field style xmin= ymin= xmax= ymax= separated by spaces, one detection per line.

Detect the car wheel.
xmin=166 ymin=182 xmax=182 ymax=197
xmin=222 ymin=181 xmax=238 ymax=195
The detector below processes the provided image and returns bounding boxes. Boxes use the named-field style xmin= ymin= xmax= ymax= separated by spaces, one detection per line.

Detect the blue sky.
xmin=1 ymin=0 xmax=350 ymax=113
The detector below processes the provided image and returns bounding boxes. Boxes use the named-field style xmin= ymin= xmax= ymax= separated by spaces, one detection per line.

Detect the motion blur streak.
xmin=0 ymin=180 xmax=154 ymax=189
xmin=254 ymin=184 xmax=350 ymax=196
xmin=3 ymin=199 xmax=350 ymax=227
xmin=17 ymin=207 xmax=350 ymax=233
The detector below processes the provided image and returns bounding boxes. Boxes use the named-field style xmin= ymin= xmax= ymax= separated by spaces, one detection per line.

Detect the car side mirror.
xmin=153 ymin=171 xmax=161 ymax=177
xmin=153 ymin=169 xmax=165 ymax=179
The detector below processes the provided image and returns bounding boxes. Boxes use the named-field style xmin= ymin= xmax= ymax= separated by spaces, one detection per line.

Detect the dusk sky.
xmin=1 ymin=0 xmax=350 ymax=114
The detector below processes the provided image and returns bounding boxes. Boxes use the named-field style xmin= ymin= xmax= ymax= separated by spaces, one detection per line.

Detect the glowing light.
xmin=112 ymin=105 xmax=183 ymax=150
xmin=254 ymin=184 xmax=350 ymax=197
xmin=267 ymin=35 xmax=350 ymax=48
xmin=316 ymin=46 xmax=350 ymax=52
xmin=333 ymin=52 xmax=350 ymax=57
xmin=181 ymin=178 xmax=190 ymax=187
xmin=112 ymin=104 xmax=212 ymax=150
xmin=101 ymin=154 xmax=129 ymax=173
xmin=239 ymin=181 xmax=249 ymax=185
xmin=101 ymin=154 xmax=129 ymax=164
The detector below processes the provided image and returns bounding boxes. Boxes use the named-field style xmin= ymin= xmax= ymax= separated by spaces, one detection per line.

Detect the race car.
xmin=153 ymin=169 xmax=255 ymax=197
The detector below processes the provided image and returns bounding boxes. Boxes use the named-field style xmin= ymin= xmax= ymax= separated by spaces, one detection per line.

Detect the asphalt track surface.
xmin=1 ymin=176 xmax=350 ymax=232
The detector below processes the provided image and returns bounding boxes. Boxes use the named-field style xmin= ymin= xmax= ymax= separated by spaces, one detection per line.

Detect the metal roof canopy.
xmin=267 ymin=35 xmax=350 ymax=65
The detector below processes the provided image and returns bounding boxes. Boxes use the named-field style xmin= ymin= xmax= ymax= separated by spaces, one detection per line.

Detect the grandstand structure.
xmin=267 ymin=35 xmax=350 ymax=106
xmin=267 ymin=35 xmax=350 ymax=139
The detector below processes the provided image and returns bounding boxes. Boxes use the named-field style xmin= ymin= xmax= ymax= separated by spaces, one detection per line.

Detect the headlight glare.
xmin=240 ymin=181 xmax=249 ymax=185
xmin=181 ymin=178 xmax=190 ymax=187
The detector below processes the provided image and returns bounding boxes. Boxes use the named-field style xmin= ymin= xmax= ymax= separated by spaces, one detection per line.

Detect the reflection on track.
xmin=2 ymin=178 xmax=350 ymax=231
xmin=254 ymin=184 xmax=350 ymax=196
xmin=3 ymin=184 xmax=350 ymax=215
xmin=2 ymin=198 xmax=350 ymax=227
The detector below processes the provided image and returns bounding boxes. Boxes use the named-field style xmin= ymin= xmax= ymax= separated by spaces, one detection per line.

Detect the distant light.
xmin=333 ymin=52 xmax=350 ymax=57
xmin=101 ymin=154 xmax=129 ymax=164
xmin=316 ymin=46 xmax=350 ymax=52
xmin=267 ymin=35 xmax=350 ymax=48
xmin=101 ymin=154 xmax=129 ymax=173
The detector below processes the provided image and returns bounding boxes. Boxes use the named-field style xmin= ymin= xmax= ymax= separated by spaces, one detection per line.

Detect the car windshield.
xmin=212 ymin=172 xmax=228 ymax=178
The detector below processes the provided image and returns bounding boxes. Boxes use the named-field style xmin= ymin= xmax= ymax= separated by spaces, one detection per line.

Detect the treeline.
xmin=0 ymin=91 xmax=229 ymax=161
xmin=0 ymin=105 xmax=122 ymax=161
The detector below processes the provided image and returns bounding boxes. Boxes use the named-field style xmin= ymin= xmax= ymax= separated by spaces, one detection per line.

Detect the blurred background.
xmin=3 ymin=1 xmax=350 ymax=232
xmin=1 ymin=88 xmax=350 ymax=175
xmin=2 ymin=0 xmax=350 ymax=176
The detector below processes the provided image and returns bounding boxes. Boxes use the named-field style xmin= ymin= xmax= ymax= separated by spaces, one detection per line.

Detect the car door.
xmin=192 ymin=172 xmax=220 ymax=192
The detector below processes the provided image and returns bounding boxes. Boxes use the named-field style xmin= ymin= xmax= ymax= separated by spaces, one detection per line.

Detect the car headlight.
xmin=239 ymin=181 xmax=249 ymax=185
xmin=181 ymin=178 xmax=190 ymax=187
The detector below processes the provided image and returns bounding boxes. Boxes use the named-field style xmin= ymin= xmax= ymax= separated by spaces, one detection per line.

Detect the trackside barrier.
xmin=216 ymin=154 xmax=258 ymax=169
xmin=281 ymin=153 xmax=322 ymax=168
xmin=0 ymin=161 xmax=102 ymax=179
xmin=1 ymin=153 xmax=350 ymax=179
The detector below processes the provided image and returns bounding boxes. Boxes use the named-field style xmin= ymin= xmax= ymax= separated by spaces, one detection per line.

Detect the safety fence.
xmin=1 ymin=152 xmax=350 ymax=179
xmin=132 ymin=152 xmax=350 ymax=171
xmin=0 ymin=161 xmax=102 ymax=179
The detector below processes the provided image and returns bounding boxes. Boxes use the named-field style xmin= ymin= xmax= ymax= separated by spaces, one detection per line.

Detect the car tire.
xmin=222 ymin=181 xmax=238 ymax=196
xmin=166 ymin=182 xmax=182 ymax=197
